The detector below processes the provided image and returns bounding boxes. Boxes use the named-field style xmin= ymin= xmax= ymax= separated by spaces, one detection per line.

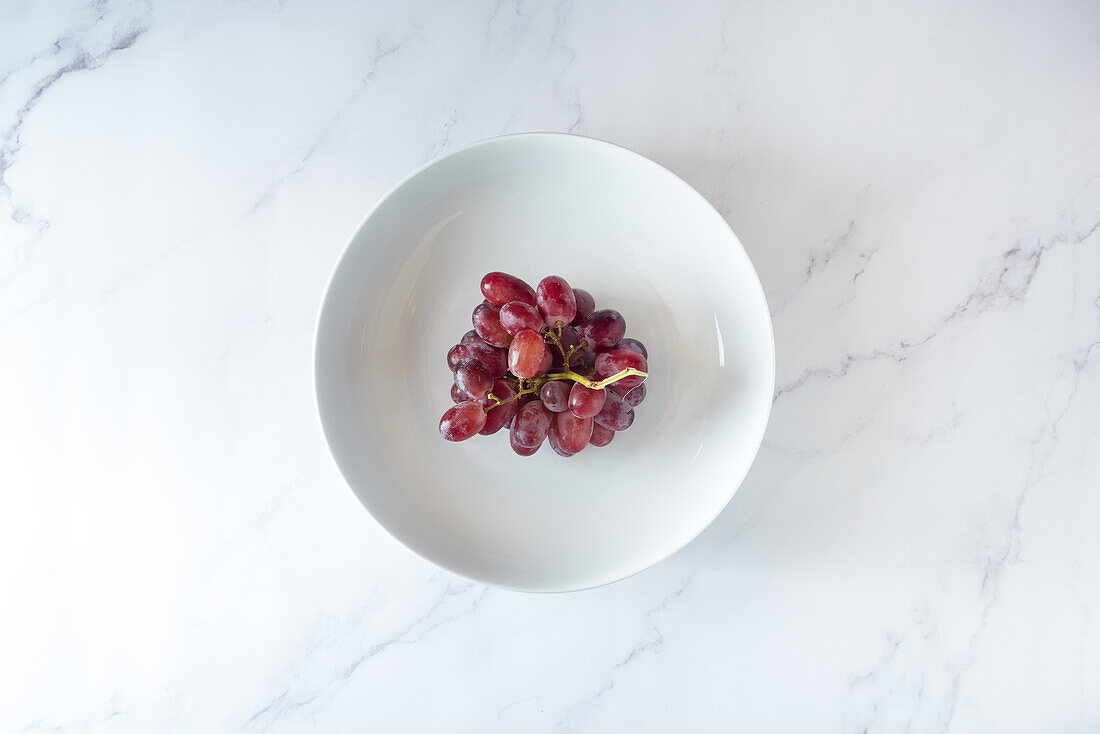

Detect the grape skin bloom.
xmin=439 ymin=401 xmax=486 ymax=441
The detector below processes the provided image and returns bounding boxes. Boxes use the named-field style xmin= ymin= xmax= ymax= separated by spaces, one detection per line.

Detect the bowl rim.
xmin=313 ymin=132 xmax=775 ymax=593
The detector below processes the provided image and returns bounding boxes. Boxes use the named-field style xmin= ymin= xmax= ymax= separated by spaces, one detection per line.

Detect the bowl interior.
xmin=315 ymin=134 xmax=773 ymax=591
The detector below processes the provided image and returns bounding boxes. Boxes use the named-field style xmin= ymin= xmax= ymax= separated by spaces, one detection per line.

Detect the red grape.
xmin=536 ymin=276 xmax=577 ymax=328
xmin=509 ymin=329 xmax=548 ymax=378
xmin=590 ymin=422 xmax=615 ymax=447
xmin=611 ymin=381 xmax=646 ymax=407
xmin=615 ymin=338 xmax=648 ymax=359
xmin=594 ymin=349 xmax=648 ymax=389
xmin=472 ymin=303 xmax=512 ymax=348
xmin=453 ymin=358 xmax=493 ymax=399
xmin=579 ymin=309 xmax=626 ymax=349
xmin=440 ymin=401 xmax=486 ymax=441
xmin=499 ymin=301 xmax=545 ymax=335
xmin=594 ymin=389 xmax=634 ymax=431
xmin=554 ymin=411 xmax=593 ymax=453
xmin=513 ymin=392 xmax=538 ymax=414
xmin=539 ymin=380 xmax=571 ymax=412
xmin=512 ymin=399 xmax=552 ymax=448
xmin=450 ymin=383 xmax=467 ymax=403
xmin=510 ymin=426 xmax=540 ymax=455
xmin=481 ymin=272 xmax=537 ymax=307
xmin=447 ymin=344 xmax=471 ymax=370
xmin=457 ymin=341 xmax=503 ymax=378
xmin=539 ymin=348 xmax=553 ymax=375
xmin=479 ymin=380 xmax=517 ymax=435
xmin=465 ymin=340 xmax=508 ymax=378
xmin=571 ymin=288 xmax=595 ymax=324
xmin=460 ymin=329 xmax=480 ymax=345
xmin=483 ymin=378 xmax=515 ymax=402
xmin=568 ymin=383 xmax=606 ymax=418
xmin=547 ymin=425 xmax=575 ymax=457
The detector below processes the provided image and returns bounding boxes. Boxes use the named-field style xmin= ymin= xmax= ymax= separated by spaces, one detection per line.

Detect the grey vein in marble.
xmin=246 ymin=33 xmax=411 ymax=216
xmin=775 ymin=212 xmax=1100 ymax=401
xmin=0 ymin=9 xmax=148 ymax=227
xmin=555 ymin=576 xmax=693 ymax=732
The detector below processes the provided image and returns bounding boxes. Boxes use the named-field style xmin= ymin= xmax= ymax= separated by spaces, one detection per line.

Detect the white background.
xmin=2 ymin=1 xmax=1099 ymax=731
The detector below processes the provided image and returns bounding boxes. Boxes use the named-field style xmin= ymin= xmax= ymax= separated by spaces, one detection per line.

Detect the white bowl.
xmin=315 ymin=134 xmax=774 ymax=592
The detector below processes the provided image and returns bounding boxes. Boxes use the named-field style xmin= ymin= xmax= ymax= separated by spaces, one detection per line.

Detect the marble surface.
xmin=2 ymin=0 xmax=1099 ymax=731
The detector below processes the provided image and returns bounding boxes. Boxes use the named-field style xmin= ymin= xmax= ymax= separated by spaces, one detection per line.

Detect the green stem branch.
xmin=482 ymin=368 xmax=647 ymax=412
xmin=541 ymin=367 xmax=647 ymax=390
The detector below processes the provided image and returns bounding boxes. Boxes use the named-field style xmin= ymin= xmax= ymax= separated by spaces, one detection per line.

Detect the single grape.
xmin=571 ymin=288 xmax=595 ymax=324
xmin=589 ymin=422 xmax=615 ymax=447
xmin=536 ymin=275 xmax=577 ymax=328
xmin=450 ymin=383 xmax=467 ymax=403
xmin=579 ymin=309 xmax=626 ymax=349
xmin=513 ymin=392 xmax=538 ymax=414
xmin=440 ymin=401 xmax=486 ymax=441
xmin=453 ymin=358 xmax=493 ymax=400
xmin=465 ymin=340 xmax=508 ymax=378
xmin=447 ymin=344 xmax=471 ymax=370
xmin=466 ymin=341 xmax=512 ymax=378
xmin=460 ymin=329 xmax=480 ymax=345
xmin=539 ymin=380 xmax=571 ymax=412
xmin=568 ymin=383 xmax=607 ymax=418
xmin=611 ymin=381 xmax=646 ymax=407
xmin=594 ymin=389 xmax=634 ymax=431
xmin=512 ymin=399 xmax=552 ymax=448
xmin=547 ymin=425 xmax=575 ymax=457
xmin=538 ymin=347 xmax=553 ymax=375
xmin=508 ymin=329 xmax=549 ymax=378
xmin=479 ymin=379 xmax=517 ymax=435
xmin=478 ymin=378 xmax=515 ymax=407
xmin=594 ymin=348 xmax=648 ymax=389
xmin=472 ymin=303 xmax=513 ymax=348
xmin=614 ymin=338 xmax=648 ymax=359
xmin=499 ymin=301 xmax=545 ymax=335
xmin=510 ymin=425 xmax=539 ymax=456
xmin=480 ymin=406 xmax=512 ymax=435
xmin=481 ymin=272 xmax=538 ymax=307
xmin=554 ymin=411 xmax=593 ymax=454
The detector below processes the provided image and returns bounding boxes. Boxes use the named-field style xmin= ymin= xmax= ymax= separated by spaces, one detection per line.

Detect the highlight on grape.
xmin=440 ymin=272 xmax=649 ymax=456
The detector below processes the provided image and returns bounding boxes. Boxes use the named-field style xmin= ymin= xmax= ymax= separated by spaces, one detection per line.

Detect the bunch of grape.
xmin=440 ymin=272 xmax=649 ymax=456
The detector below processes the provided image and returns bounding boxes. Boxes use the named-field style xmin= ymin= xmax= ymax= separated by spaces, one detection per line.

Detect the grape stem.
xmin=543 ymin=327 xmax=567 ymax=361
xmin=481 ymin=325 xmax=645 ymax=412
xmin=483 ymin=368 xmax=647 ymax=411
xmin=541 ymin=324 xmax=593 ymax=373
xmin=484 ymin=382 xmax=538 ymax=410
xmin=541 ymin=367 xmax=646 ymax=390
